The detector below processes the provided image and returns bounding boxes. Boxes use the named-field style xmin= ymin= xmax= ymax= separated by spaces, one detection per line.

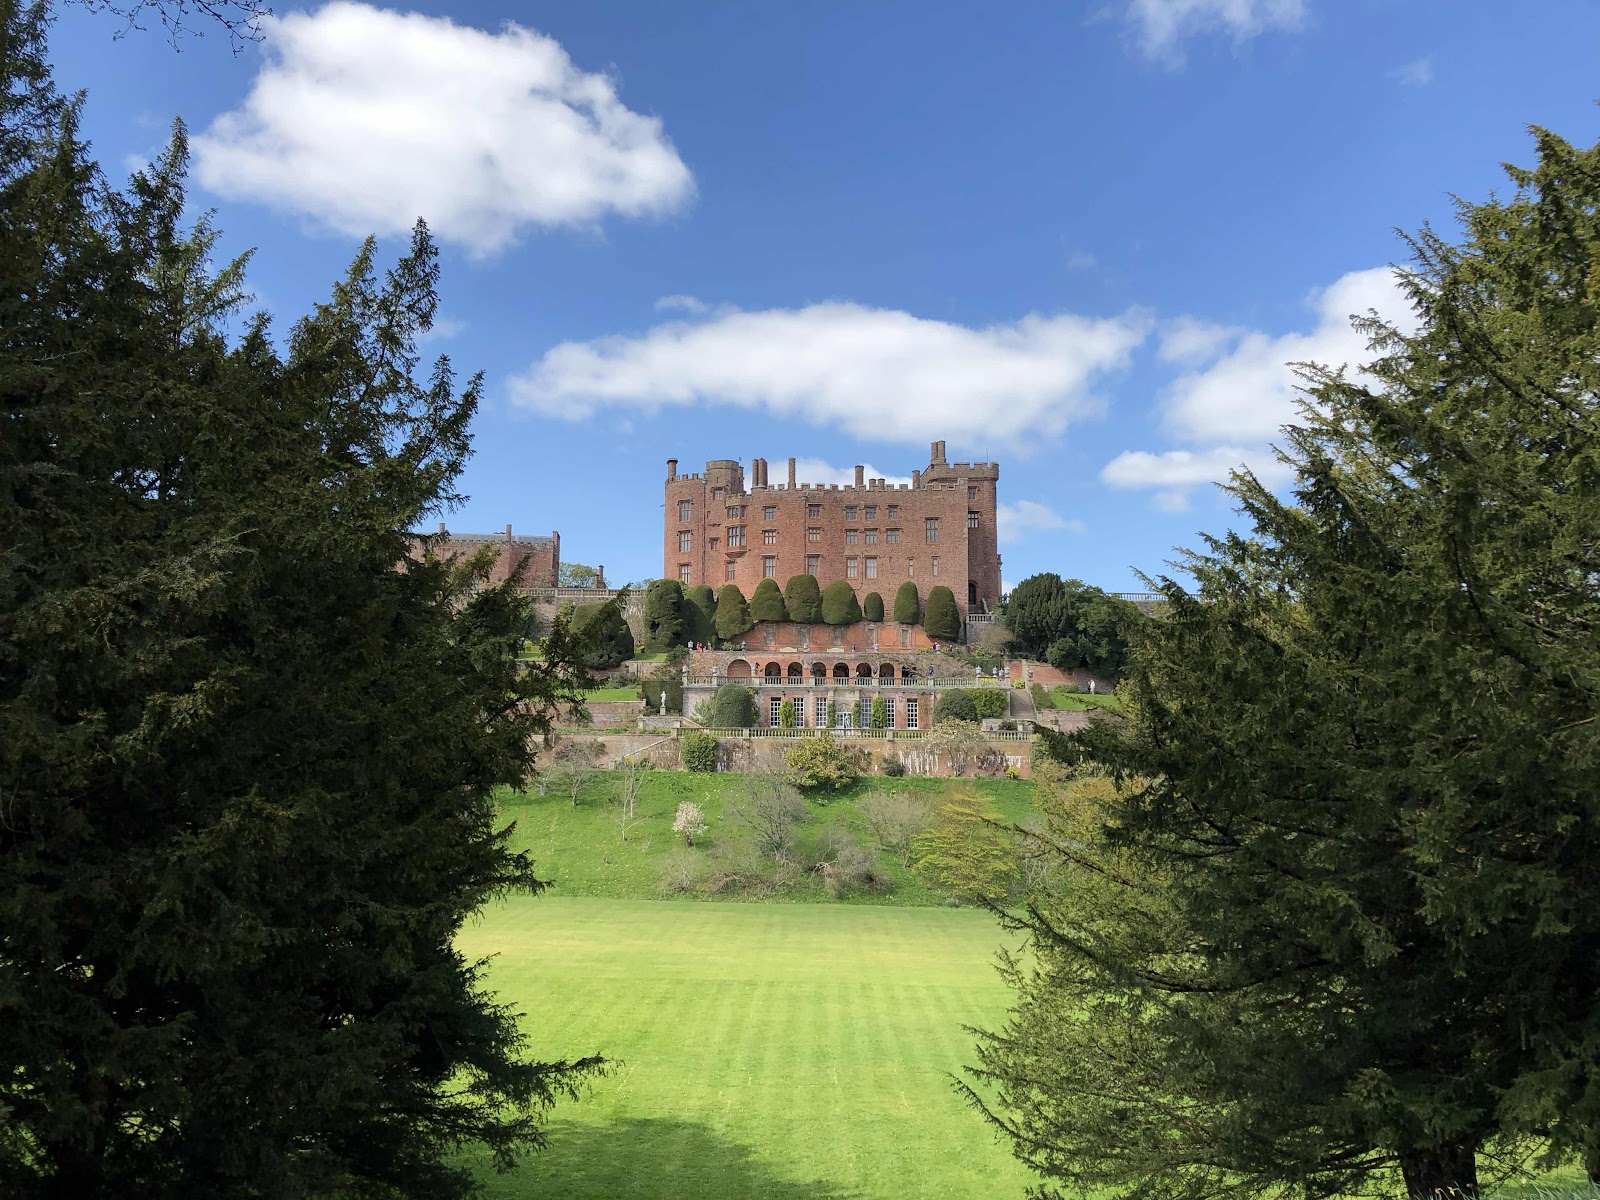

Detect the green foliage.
xmin=924 ymin=585 xmax=960 ymax=640
xmin=0 ymin=39 xmax=600 ymax=1195
xmin=559 ymin=561 xmax=599 ymax=588
xmin=750 ymin=576 xmax=790 ymax=623
xmin=825 ymin=699 xmax=837 ymax=729
xmin=863 ymin=591 xmax=885 ymax=622
xmin=707 ymin=682 xmax=757 ymax=729
xmin=970 ymin=125 xmax=1600 ymax=1200
xmin=714 ymin=583 xmax=754 ymax=640
xmin=934 ymin=689 xmax=979 ymax=724
xmin=820 ymin=579 xmax=863 ymax=625
xmin=970 ymin=688 xmax=1009 ymax=720
xmin=680 ymin=730 xmax=718 ymax=773
xmin=1003 ymin=573 xmax=1140 ymax=672
xmin=570 ymin=598 xmax=635 ymax=668
xmin=778 ymin=698 xmax=798 ymax=728
xmin=642 ymin=578 xmax=688 ymax=652
xmin=784 ymin=574 xmax=824 ymax=623
xmin=911 ymin=789 xmax=1014 ymax=902
xmin=684 ymin=584 xmax=717 ymax=643
xmin=637 ymin=651 xmax=686 ymax=715
xmin=869 ymin=695 xmax=888 ymax=730
xmin=783 ymin=731 xmax=865 ymax=793
xmin=893 ymin=581 xmax=921 ymax=624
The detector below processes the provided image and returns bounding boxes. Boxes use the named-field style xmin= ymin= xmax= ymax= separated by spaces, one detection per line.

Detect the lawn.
xmin=580 ymin=686 xmax=645 ymax=701
xmin=458 ymin=897 xmax=1035 ymax=1199
xmin=1046 ymin=687 xmax=1121 ymax=712
xmin=501 ymin=772 xmax=1037 ymax=906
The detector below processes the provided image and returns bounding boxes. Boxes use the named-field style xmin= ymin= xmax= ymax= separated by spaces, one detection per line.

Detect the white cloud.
xmin=510 ymin=301 xmax=1149 ymax=449
xmin=1163 ymin=266 xmax=1415 ymax=444
xmin=997 ymin=500 xmax=1085 ymax=544
xmin=1065 ymin=249 xmax=1097 ymax=271
xmin=786 ymin=458 xmax=913 ymax=489
xmin=416 ymin=315 xmax=466 ymax=344
xmin=1102 ymin=266 xmax=1416 ymax=507
xmin=1125 ymin=0 xmax=1307 ymax=64
xmin=193 ymin=2 xmax=693 ymax=256
xmin=655 ymin=294 xmax=710 ymax=314
xmin=1390 ymin=56 xmax=1433 ymax=87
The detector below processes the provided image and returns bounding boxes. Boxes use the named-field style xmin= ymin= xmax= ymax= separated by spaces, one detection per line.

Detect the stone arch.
xmin=901 ymin=664 xmax=917 ymax=684
xmin=832 ymin=663 xmax=851 ymax=682
xmin=786 ymin=662 xmax=804 ymax=682
xmin=763 ymin=661 xmax=782 ymax=682
xmin=726 ymin=659 xmax=752 ymax=679
xmin=969 ymin=579 xmax=978 ymax=607
xmin=810 ymin=662 xmax=828 ymax=684
xmin=855 ymin=663 xmax=873 ymax=683
xmin=879 ymin=663 xmax=896 ymax=684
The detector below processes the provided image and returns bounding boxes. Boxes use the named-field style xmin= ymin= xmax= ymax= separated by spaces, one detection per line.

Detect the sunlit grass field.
xmin=459 ymin=897 xmax=1035 ymax=1199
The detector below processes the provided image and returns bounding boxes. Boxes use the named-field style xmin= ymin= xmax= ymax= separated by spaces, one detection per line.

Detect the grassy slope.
xmin=501 ymin=773 xmax=1037 ymax=906
xmin=459 ymin=897 xmax=1035 ymax=1200
xmin=1047 ymin=687 xmax=1121 ymax=711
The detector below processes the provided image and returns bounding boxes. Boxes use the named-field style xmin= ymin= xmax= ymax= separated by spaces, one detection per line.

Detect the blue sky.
xmin=48 ymin=0 xmax=1600 ymax=591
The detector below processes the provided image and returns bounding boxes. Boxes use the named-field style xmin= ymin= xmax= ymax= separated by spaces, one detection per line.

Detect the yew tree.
xmin=0 ymin=19 xmax=601 ymax=1195
xmin=967 ymin=126 xmax=1600 ymax=1200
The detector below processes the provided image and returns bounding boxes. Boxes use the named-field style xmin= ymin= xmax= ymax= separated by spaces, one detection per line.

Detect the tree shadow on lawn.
xmin=472 ymin=1117 xmax=861 ymax=1199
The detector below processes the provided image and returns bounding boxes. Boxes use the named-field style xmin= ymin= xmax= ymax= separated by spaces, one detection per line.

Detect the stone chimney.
xmin=437 ymin=521 xmax=446 ymax=533
xmin=854 ymin=465 xmax=865 ymax=488
xmin=596 ymin=565 xmax=606 ymax=589
xmin=787 ymin=457 xmax=797 ymax=488
xmin=930 ymin=439 xmax=947 ymax=465
xmin=667 ymin=458 xmax=678 ymax=481
xmin=912 ymin=469 xmax=922 ymax=488
xmin=504 ymin=523 xmax=513 ymax=542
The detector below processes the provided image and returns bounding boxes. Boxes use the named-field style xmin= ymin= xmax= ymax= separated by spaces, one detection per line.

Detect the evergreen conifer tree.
xmin=685 ymin=583 xmax=717 ymax=643
xmin=714 ymin=583 xmax=754 ymax=640
xmin=0 ymin=22 xmax=603 ymax=1192
xmin=862 ymin=591 xmax=885 ymax=621
xmin=821 ymin=580 xmax=862 ymax=625
xmin=750 ymin=577 xmax=789 ymax=623
xmin=784 ymin=574 xmax=824 ymax=623
xmin=641 ymin=577 xmax=688 ymax=651
xmin=967 ymin=125 xmax=1600 ymax=1200
xmin=924 ymin=585 xmax=959 ymax=640
xmin=893 ymin=581 xmax=921 ymax=624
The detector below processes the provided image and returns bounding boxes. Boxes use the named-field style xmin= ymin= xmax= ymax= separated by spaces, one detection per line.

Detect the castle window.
xmin=906 ymin=698 xmax=920 ymax=729
xmin=846 ymin=530 xmax=858 ymax=545
xmin=814 ymin=695 xmax=827 ymax=726
xmin=764 ymin=506 xmax=777 ymax=520
xmin=908 ymin=558 xmax=915 ymax=576
xmin=865 ymin=557 xmax=877 ymax=579
xmin=886 ymin=529 xmax=899 ymax=544
xmin=865 ymin=505 xmax=877 ymax=520
xmin=763 ymin=529 xmax=777 ymax=545
xmin=709 ymin=537 xmax=719 ymax=550
xmin=845 ymin=506 xmax=858 ymax=521
xmin=726 ymin=561 xmax=737 ymax=582
xmin=727 ymin=504 xmax=745 ymax=519
xmin=807 ymin=504 xmax=821 ymax=519
xmin=807 ymin=527 xmax=821 ymax=542
xmin=925 ymin=517 xmax=939 ymax=542
xmin=769 ymin=697 xmax=782 ymax=726
xmin=806 ymin=555 xmax=820 ymax=576
xmin=932 ymin=556 xmax=940 ymax=576
xmin=865 ymin=529 xmax=877 ymax=544
xmin=967 ymin=511 xmax=979 ymax=529
xmin=887 ymin=505 xmax=899 ymax=519
xmin=968 ymin=486 xmax=977 ymax=501
xmin=678 ymin=531 xmax=692 ymax=552
xmin=846 ymin=557 xmax=858 ymax=579
xmin=883 ymin=698 xmax=896 ymax=727
xmin=763 ymin=555 xmax=777 ymax=578
xmin=728 ymin=526 xmax=746 ymax=548
xmin=899 ymin=626 xmax=911 ymax=647
xmin=713 ymin=488 xmax=724 ymax=501
xmin=678 ymin=500 xmax=692 ymax=521
xmin=679 ymin=564 xmax=691 ymax=583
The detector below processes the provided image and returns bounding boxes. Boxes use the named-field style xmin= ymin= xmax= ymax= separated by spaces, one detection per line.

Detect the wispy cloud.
xmin=1389 ymin=56 xmax=1433 ymax=87
xmin=997 ymin=500 xmax=1085 ymax=543
xmin=1124 ymin=0 xmax=1308 ymax=65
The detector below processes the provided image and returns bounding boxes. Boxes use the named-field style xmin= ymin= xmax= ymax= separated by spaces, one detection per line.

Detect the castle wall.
xmin=410 ymin=524 xmax=560 ymax=588
xmin=664 ymin=441 xmax=1002 ymax=624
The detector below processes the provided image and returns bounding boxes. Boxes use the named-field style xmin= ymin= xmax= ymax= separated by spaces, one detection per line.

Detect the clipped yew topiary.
xmin=893 ymin=581 xmax=921 ymax=624
xmin=569 ymin=601 xmax=635 ymax=668
xmin=751 ymin=577 xmax=789 ymax=623
xmin=708 ymin=682 xmax=757 ymax=729
xmin=685 ymin=584 xmax=717 ymax=643
xmin=784 ymin=574 xmax=823 ymax=623
xmin=971 ymin=688 xmax=1010 ymax=720
xmin=934 ymin=689 xmax=979 ymax=724
xmin=641 ymin=578 xmax=688 ymax=652
xmin=924 ymin=585 xmax=959 ymax=641
xmin=862 ymin=591 xmax=885 ymax=622
xmin=821 ymin=580 xmax=862 ymax=626
xmin=715 ymin=584 xmax=754 ymax=640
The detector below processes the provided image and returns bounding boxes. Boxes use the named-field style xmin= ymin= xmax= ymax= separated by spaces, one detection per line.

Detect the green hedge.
xmin=924 ymin=585 xmax=959 ymax=641
xmin=751 ymin=577 xmax=789 ymax=622
xmin=784 ymin=574 xmax=823 ymax=623
xmin=821 ymin=580 xmax=863 ymax=625
xmin=893 ymin=581 xmax=920 ymax=624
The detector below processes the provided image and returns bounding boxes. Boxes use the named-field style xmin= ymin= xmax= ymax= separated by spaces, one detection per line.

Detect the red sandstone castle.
xmin=663 ymin=441 xmax=1001 ymax=621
